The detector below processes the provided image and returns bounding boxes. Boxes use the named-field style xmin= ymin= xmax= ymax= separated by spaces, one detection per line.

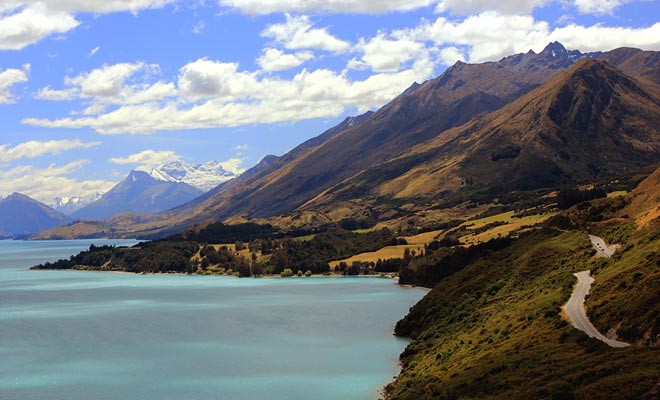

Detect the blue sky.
xmin=0 ymin=0 xmax=659 ymax=205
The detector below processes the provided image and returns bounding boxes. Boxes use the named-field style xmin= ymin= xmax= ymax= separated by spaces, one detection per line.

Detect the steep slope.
xmin=623 ymin=165 xmax=660 ymax=227
xmin=0 ymin=193 xmax=73 ymax=237
xmin=309 ymin=58 xmax=660 ymax=209
xmin=386 ymin=229 xmax=660 ymax=400
xmin=72 ymin=171 xmax=203 ymax=221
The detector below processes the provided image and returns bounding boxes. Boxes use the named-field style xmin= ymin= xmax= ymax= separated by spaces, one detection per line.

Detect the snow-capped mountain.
xmin=50 ymin=194 xmax=102 ymax=215
xmin=150 ymin=160 xmax=237 ymax=192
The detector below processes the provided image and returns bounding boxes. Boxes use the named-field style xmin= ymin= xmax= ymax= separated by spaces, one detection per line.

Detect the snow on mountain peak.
xmin=150 ymin=160 xmax=237 ymax=192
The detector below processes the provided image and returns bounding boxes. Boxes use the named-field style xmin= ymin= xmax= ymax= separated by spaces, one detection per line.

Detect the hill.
xmin=0 ymin=193 xmax=73 ymax=237
xmin=71 ymin=170 xmax=203 ymax=221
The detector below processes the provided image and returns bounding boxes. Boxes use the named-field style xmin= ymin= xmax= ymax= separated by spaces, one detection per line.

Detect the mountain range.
xmin=70 ymin=170 xmax=204 ymax=221
xmin=38 ymin=42 xmax=660 ymax=239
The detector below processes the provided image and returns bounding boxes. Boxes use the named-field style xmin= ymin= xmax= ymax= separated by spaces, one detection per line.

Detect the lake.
xmin=0 ymin=240 xmax=426 ymax=400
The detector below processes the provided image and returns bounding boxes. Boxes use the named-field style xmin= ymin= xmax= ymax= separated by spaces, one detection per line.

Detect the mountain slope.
xmin=138 ymin=43 xmax=600 ymax=229
xmin=623 ymin=165 xmax=660 ymax=227
xmin=72 ymin=171 xmax=204 ymax=221
xmin=386 ymin=228 xmax=660 ymax=400
xmin=0 ymin=193 xmax=73 ymax=237
xmin=306 ymin=58 xmax=660 ymax=209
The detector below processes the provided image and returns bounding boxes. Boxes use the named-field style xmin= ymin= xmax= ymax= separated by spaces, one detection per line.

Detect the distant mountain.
xmin=50 ymin=194 xmax=101 ymax=215
xmin=71 ymin=170 xmax=204 ymax=221
xmin=0 ymin=193 xmax=73 ymax=237
xmin=150 ymin=160 xmax=236 ymax=192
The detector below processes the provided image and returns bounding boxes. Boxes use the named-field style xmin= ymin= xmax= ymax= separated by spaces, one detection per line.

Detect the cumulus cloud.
xmin=220 ymin=0 xmax=436 ymax=14
xmin=408 ymin=12 xmax=660 ymax=63
xmin=262 ymin=15 xmax=351 ymax=53
xmin=110 ymin=149 xmax=181 ymax=170
xmin=438 ymin=46 xmax=466 ymax=65
xmin=36 ymin=62 xmax=176 ymax=108
xmin=0 ymin=5 xmax=79 ymax=50
xmin=0 ymin=1 xmax=178 ymax=50
xmin=178 ymin=58 xmax=257 ymax=100
xmin=23 ymin=10 xmax=660 ymax=135
xmin=88 ymin=46 xmax=100 ymax=56
xmin=0 ymin=161 xmax=115 ymax=204
xmin=573 ymin=0 xmax=630 ymax=15
xmin=257 ymin=48 xmax=314 ymax=72
xmin=0 ymin=64 xmax=29 ymax=103
xmin=219 ymin=157 xmax=246 ymax=175
xmin=0 ymin=139 xmax=101 ymax=163
xmin=355 ymin=33 xmax=426 ymax=72
xmin=24 ymin=53 xmax=434 ymax=134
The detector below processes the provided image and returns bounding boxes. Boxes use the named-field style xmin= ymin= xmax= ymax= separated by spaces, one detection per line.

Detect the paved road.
xmin=589 ymin=234 xmax=619 ymax=258
xmin=563 ymin=271 xmax=629 ymax=348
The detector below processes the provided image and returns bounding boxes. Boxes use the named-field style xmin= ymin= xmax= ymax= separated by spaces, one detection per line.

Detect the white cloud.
xmin=88 ymin=46 xmax=100 ymax=56
xmin=0 ymin=139 xmax=101 ymax=163
xmin=573 ymin=0 xmax=629 ymax=15
xmin=36 ymin=86 xmax=79 ymax=101
xmin=0 ymin=64 xmax=29 ymax=103
xmin=36 ymin=62 xmax=176 ymax=108
xmin=219 ymin=157 xmax=246 ymax=175
xmin=178 ymin=58 xmax=257 ymax=100
xmin=24 ymin=54 xmax=434 ymax=134
xmin=0 ymin=1 xmax=178 ymax=50
xmin=262 ymin=15 xmax=351 ymax=52
xmin=410 ymin=13 xmax=660 ymax=63
xmin=356 ymin=33 xmax=426 ymax=72
xmin=24 ymin=10 xmax=660 ymax=136
xmin=110 ymin=149 xmax=181 ymax=170
xmin=66 ymin=62 xmax=146 ymax=98
xmin=545 ymin=22 xmax=660 ymax=52
xmin=435 ymin=0 xmax=549 ymax=15
xmin=0 ymin=5 xmax=79 ymax=50
xmin=235 ymin=144 xmax=248 ymax=150
xmin=220 ymin=0 xmax=436 ymax=14
xmin=438 ymin=46 xmax=466 ymax=65
xmin=0 ymin=161 xmax=115 ymax=204
xmin=257 ymin=48 xmax=314 ymax=72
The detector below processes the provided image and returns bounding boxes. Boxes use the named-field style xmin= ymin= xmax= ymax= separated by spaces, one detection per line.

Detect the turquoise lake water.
xmin=0 ymin=240 xmax=426 ymax=400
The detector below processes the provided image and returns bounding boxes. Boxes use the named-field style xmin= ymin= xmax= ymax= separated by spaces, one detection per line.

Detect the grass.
xmin=329 ymin=245 xmax=424 ymax=267
xmin=386 ymin=229 xmax=660 ymax=400
xmin=607 ymin=190 xmax=628 ymax=198
xmin=460 ymin=212 xmax=556 ymax=244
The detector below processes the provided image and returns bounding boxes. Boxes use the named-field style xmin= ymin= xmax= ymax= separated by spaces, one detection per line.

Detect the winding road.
xmin=588 ymin=234 xmax=620 ymax=258
xmin=562 ymin=235 xmax=630 ymax=348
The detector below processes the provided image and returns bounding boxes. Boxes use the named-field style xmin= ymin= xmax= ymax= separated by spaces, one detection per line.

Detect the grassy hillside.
xmin=386 ymin=228 xmax=660 ymax=400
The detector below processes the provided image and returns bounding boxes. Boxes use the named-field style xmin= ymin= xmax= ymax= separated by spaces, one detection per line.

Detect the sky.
xmin=0 ymin=0 xmax=659 ymax=205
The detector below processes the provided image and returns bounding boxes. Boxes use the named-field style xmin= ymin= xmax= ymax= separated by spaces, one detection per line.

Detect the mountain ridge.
xmin=0 ymin=193 xmax=73 ymax=237
xmin=71 ymin=170 xmax=204 ymax=221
